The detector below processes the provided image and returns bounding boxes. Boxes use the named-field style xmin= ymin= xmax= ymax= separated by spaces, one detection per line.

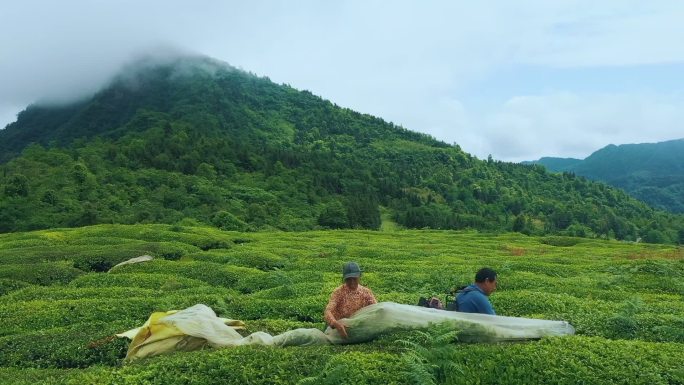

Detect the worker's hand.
xmin=333 ymin=321 xmax=348 ymax=339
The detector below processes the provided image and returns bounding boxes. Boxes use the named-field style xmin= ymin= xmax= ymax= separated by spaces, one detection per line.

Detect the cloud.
xmin=514 ymin=2 xmax=684 ymax=67
xmin=0 ymin=104 xmax=23 ymax=130
xmin=473 ymin=91 xmax=684 ymax=162
xmin=1 ymin=1 xmax=683 ymax=160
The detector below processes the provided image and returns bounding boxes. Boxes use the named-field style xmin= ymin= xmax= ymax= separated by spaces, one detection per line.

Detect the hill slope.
xmin=529 ymin=139 xmax=684 ymax=213
xmin=0 ymin=55 xmax=683 ymax=243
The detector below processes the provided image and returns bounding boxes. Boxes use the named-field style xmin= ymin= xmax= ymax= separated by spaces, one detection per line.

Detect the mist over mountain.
xmin=1 ymin=54 xmax=682 ymax=243
xmin=528 ymin=139 xmax=684 ymax=213
xmin=522 ymin=157 xmax=582 ymax=171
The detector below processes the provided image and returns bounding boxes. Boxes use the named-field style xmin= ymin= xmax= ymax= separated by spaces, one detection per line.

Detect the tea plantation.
xmin=0 ymin=224 xmax=682 ymax=384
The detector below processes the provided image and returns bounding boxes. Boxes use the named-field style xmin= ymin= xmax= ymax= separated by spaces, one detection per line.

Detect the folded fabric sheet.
xmin=323 ymin=302 xmax=575 ymax=344
xmin=118 ymin=302 xmax=575 ymax=361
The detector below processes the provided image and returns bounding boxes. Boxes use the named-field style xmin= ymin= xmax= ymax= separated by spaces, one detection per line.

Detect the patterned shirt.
xmin=324 ymin=284 xmax=377 ymax=325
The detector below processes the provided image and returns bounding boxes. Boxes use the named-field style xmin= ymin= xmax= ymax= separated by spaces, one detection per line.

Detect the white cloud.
xmin=1 ymin=1 xmax=683 ymax=161
xmin=515 ymin=3 xmax=684 ymax=67
xmin=0 ymin=105 xmax=22 ymax=129
xmin=473 ymin=91 xmax=684 ymax=162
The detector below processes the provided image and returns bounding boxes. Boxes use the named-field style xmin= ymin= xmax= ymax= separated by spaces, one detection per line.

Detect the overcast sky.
xmin=1 ymin=1 xmax=683 ymax=162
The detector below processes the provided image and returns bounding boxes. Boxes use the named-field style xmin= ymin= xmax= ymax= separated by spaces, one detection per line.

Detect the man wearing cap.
xmin=324 ymin=262 xmax=377 ymax=339
xmin=456 ymin=267 xmax=497 ymax=315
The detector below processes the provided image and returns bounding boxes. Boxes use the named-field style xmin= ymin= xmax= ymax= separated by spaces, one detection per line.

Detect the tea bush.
xmin=249 ymin=282 xmax=324 ymax=300
xmin=298 ymin=350 xmax=408 ymax=385
xmin=446 ymin=336 xmax=684 ymax=385
xmin=216 ymin=249 xmax=287 ymax=270
xmin=0 ymin=224 xmax=682 ymax=384
xmin=68 ymin=272 xmax=210 ymax=290
xmin=540 ymin=236 xmax=583 ymax=247
xmin=0 ymin=321 xmax=128 ymax=368
xmin=227 ymin=295 xmax=328 ymax=322
xmin=115 ymin=346 xmax=334 ymax=385
xmin=0 ymin=298 xmax=161 ymax=334
xmin=4 ymin=286 xmax=154 ymax=302
xmin=0 ymin=278 xmax=31 ymax=296
xmin=0 ymin=241 xmax=200 ymax=272
xmin=111 ymin=260 xmax=244 ymax=287
xmin=0 ymin=262 xmax=83 ymax=285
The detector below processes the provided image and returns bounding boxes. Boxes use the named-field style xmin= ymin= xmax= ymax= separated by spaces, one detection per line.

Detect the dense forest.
xmin=528 ymin=139 xmax=684 ymax=213
xmin=1 ymin=55 xmax=683 ymax=244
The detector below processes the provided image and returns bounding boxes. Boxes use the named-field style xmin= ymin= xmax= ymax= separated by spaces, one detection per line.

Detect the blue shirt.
xmin=456 ymin=284 xmax=495 ymax=315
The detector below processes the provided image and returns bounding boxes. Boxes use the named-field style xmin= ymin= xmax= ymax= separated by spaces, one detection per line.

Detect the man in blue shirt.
xmin=456 ymin=268 xmax=497 ymax=315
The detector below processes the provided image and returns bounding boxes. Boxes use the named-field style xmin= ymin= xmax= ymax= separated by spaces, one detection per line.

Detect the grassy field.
xmin=0 ymin=224 xmax=683 ymax=384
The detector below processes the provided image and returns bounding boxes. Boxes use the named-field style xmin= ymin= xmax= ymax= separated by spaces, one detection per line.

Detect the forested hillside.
xmin=1 ymin=55 xmax=683 ymax=243
xmin=529 ymin=139 xmax=684 ymax=214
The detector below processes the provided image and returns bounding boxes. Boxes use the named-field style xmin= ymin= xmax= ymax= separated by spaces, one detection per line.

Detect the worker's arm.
xmin=324 ymin=288 xmax=348 ymax=338
xmin=365 ymin=287 xmax=378 ymax=306
xmin=324 ymin=287 xmax=341 ymax=325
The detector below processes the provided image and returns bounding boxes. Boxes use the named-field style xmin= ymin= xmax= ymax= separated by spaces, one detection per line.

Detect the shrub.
xmin=109 ymin=260 xmax=290 ymax=293
xmin=0 ymin=246 xmax=76 ymax=264
xmin=115 ymin=346 xmax=333 ymax=385
xmin=0 ymin=238 xmax=54 ymax=250
xmin=232 ymin=268 xmax=296 ymax=294
xmin=445 ymin=336 xmax=684 ymax=385
xmin=605 ymin=315 xmax=639 ymax=339
xmin=299 ymin=350 xmax=408 ymax=385
xmin=0 ymin=262 xmax=84 ymax=285
xmin=4 ymin=286 xmax=154 ymax=302
xmin=195 ymin=239 xmax=232 ymax=251
xmin=184 ymin=249 xmax=235 ymax=263
xmin=0 ymin=291 xmax=234 ymax=336
xmin=0 ymin=278 xmax=31 ymax=296
xmin=0 ymin=322 xmax=128 ymax=368
xmin=249 ymin=283 xmax=324 ymax=300
xmin=227 ymin=295 xmax=328 ymax=322
xmin=212 ymin=211 xmax=248 ymax=231
xmin=0 ymin=238 xmax=200 ymax=272
xmin=187 ymin=249 xmax=287 ymax=271
xmin=0 ymin=367 xmax=110 ymax=385
xmin=0 ymin=298 xmax=158 ymax=335
xmin=0 ymin=241 xmax=191 ymax=266
xmin=111 ymin=260 xmax=241 ymax=287
xmin=71 ymin=242 xmax=198 ymax=271
xmin=222 ymin=249 xmax=287 ymax=271
xmin=634 ymin=313 xmax=684 ymax=342
xmin=0 ymin=227 xmax=683 ymax=384
xmin=69 ymin=273 xmax=210 ymax=290
xmin=540 ymin=236 xmax=582 ymax=247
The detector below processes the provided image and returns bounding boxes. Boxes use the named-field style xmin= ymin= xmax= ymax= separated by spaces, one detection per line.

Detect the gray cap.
xmin=342 ymin=262 xmax=362 ymax=280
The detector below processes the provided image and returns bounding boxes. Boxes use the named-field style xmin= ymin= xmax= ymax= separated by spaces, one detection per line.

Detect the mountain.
xmin=521 ymin=157 xmax=581 ymax=170
xmin=529 ymin=139 xmax=684 ymax=213
xmin=1 ymin=54 xmax=683 ymax=243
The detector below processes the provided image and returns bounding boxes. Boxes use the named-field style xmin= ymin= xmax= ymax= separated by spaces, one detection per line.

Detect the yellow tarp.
xmin=116 ymin=306 xmax=246 ymax=361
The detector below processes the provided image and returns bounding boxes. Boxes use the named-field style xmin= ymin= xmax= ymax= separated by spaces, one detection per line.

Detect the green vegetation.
xmin=0 ymin=56 xmax=682 ymax=243
xmin=531 ymin=139 xmax=684 ymax=213
xmin=0 ymin=224 xmax=683 ymax=384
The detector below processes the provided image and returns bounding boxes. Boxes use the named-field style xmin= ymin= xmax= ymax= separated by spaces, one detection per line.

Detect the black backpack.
xmin=417 ymin=296 xmax=444 ymax=309
xmin=418 ymin=285 xmax=470 ymax=311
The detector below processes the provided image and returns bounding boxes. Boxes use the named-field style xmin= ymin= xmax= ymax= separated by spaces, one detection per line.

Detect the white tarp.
xmin=108 ymin=255 xmax=154 ymax=272
xmin=118 ymin=302 xmax=575 ymax=361
xmin=323 ymin=302 xmax=575 ymax=344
